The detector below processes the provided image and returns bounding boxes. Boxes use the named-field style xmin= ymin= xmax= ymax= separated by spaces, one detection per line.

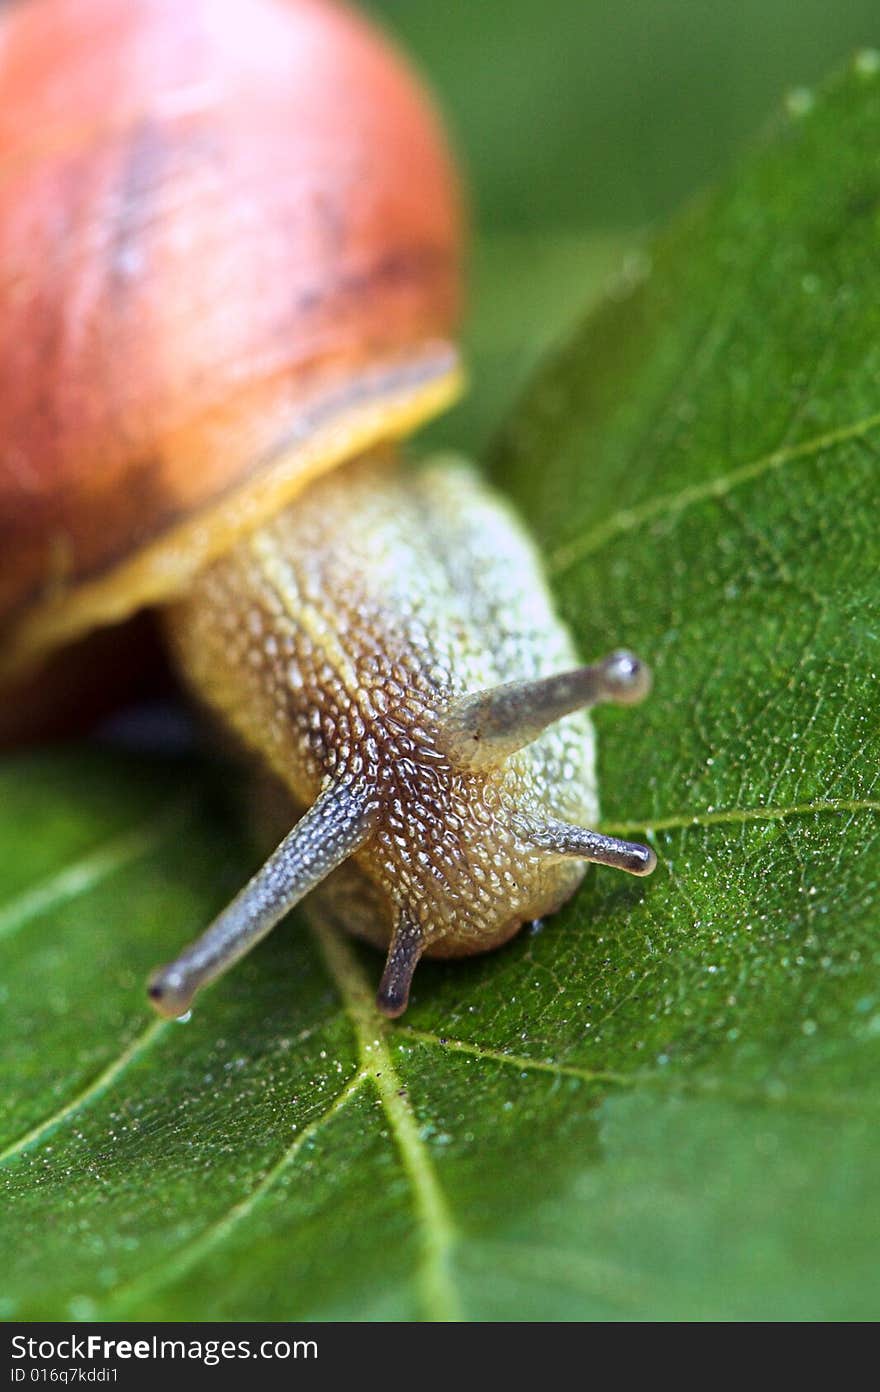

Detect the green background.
xmin=371 ymin=0 xmax=879 ymax=230
xmin=369 ymin=0 xmax=880 ymax=451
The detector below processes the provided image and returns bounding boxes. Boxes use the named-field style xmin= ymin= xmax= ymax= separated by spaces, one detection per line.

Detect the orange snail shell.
xmin=0 ymin=0 xmax=464 ymax=690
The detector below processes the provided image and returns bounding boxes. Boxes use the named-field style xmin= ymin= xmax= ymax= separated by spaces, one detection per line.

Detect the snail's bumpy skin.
xmin=165 ymin=453 xmax=596 ymax=960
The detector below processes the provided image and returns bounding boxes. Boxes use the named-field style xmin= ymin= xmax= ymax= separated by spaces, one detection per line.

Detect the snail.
xmin=0 ymin=0 xmax=656 ymax=1021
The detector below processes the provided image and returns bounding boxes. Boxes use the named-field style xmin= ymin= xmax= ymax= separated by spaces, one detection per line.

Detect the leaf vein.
xmin=602 ymin=796 xmax=880 ymax=838
xmin=0 ymin=800 xmax=191 ymax=945
xmin=314 ymin=922 xmax=462 ymax=1322
xmin=108 ymin=1073 xmax=366 ymax=1315
xmin=548 ymin=409 xmax=880 ymax=574
xmin=0 ymin=1019 xmax=167 ymax=1167
xmin=398 ymin=1027 xmax=632 ymax=1087
xmin=402 ymin=1030 xmax=877 ymax=1120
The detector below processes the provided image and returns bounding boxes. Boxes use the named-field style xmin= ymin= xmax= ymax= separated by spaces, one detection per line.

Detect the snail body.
xmin=154 ymin=451 xmax=655 ymax=1018
xmin=0 ymin=0 xmax=656 ymax=1021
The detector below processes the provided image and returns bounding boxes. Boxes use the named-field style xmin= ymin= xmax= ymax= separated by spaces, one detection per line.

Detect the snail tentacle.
xmin=515 ymin=815 xmax=657 ymax=877
xmin=376 ymin=904 xmax=425 ymax=1018
xmin=148 ymin=779 xmax=378 ymax=1018
xmin=439 ymin=651 xmax=652 ymax=773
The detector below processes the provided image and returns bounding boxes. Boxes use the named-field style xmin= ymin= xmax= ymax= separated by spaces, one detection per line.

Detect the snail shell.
xmin=0 ymin=0 xmax=462 ymax=681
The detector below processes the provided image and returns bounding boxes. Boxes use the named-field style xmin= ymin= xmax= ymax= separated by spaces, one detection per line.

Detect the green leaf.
xmin=4 ymin=58 xmax=880 ymax=1321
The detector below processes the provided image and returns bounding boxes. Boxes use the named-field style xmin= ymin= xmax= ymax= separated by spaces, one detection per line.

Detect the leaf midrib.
xmin=314 ymin=922 xmax=462 ymax=1322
